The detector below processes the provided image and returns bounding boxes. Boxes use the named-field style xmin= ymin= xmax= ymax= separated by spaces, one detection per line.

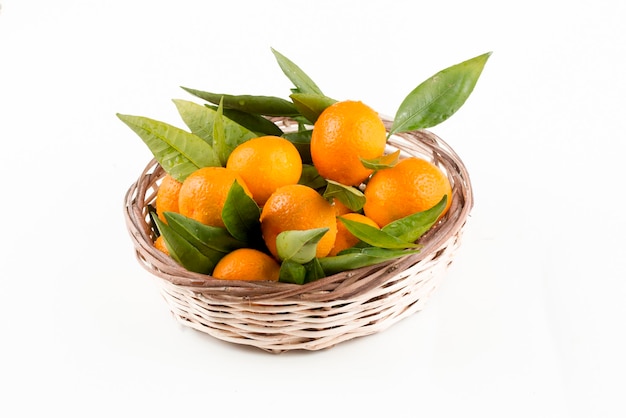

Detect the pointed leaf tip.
xmin=389 ymin=51 xmax=491 ymax=135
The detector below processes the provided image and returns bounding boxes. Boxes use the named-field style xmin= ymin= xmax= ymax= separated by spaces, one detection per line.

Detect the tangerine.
xmin=178 ymin=166 xmax=251 ymax=228
xmin=311 ymin=100 xmax=387 ymax=186
xmin=363 ymin=157 xmax=452 ymax=227
xmin=154 ymin=235 xmax=170 ymax=255
xmin=260 ymin=184 xmax=337 ymax=259
xmin=212 ymin=248 xmax=280 ymax=281
xmin=226 ymin=135 xmax=302 ymax=206
xmin=155 ymin=173 xmax=182 ymax=223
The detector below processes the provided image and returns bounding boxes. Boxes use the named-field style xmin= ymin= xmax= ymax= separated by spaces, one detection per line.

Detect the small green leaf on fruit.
xmin=338 ymin=217 xmax=420 ymax=249
xmin=276 ymin=228 xmax=329 ymax=263
xmin=221 ymin=180 xmax=261 ymax=242
xmin=360 ymin=150 xmax=400 ymax=170
xmin=382 ymin=195 xmax=447 ymax=242
xmin=323 ymin=180 xmax=366 ymax=212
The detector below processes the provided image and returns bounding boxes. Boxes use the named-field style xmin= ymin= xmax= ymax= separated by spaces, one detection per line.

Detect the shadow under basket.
xmin=123 ymin=117 xmax=474 ymax=354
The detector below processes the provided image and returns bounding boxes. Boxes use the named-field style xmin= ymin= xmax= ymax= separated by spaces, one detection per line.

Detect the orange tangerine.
xmin=212 ymin=248 xmax=281 ymax=281
xmin=178 ymin=166 xmax=251 ymax=228
xmin=155 ymin=173 xmax=182 ymax=223
xmin=260 ymin=184 xmax=337 ymax=259
xmin=363 ymin=157 xmax=452 ymax=227
xmin=311 ymin=100 xmax=387 ymax=186
xmin=226 ymin=135 xmax=302 ymax=206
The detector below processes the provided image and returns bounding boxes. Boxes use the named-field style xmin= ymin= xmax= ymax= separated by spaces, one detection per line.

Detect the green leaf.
xmin=153 ymin=217 xmax=217 ymax=274
xmin=205 ymin=105 xmax=285 ymax=136
xmin=298 ymin=164 xmax=327 ymax=190
xmin=382 ymin=195 xmax=447 ymax=242
xmin=389 ymin=52 xmax=492 ymax=136
xmin=303 ymin=258 xmax=326 ymax=283
xmin=283 ymin=129 xmax=313 ymax=164
xmin=221 ymin=180 xmax=261 ymax=243
xmin=338 ymin=217 xmax=421 ymax=249
xmin=291 ymin=116 xmax=313 ymax=128
xmin=116 ymin=113 xmax=220 ymax=182
xmin=172 ymin=99 xmax=213 ymax=144
xmin=163 ymin=211 xmax=246 ymax=253
xmin=276 ymin=228 xmax=329 ymax=263
xmin=289 ymin=93 xmax=336 ymax=123
xmin=278 ymin=259 xmax=307 ymax=284
xmin=360 ymin=150 xmax=400 ymax=170
xmin=181 ymin=86 xmax=298 ymax=116
xmin=271 ymin=48 xmax=324 ymax=95
xmin=323 ymin=180 xmax=366 ymax=212
xmin=213 ymin=98 xmax=228 ymax=165
xmin=318 ymin=247 xmax=420 ymax=276
xmin=173 ymin=99 xmax=258 ymax=150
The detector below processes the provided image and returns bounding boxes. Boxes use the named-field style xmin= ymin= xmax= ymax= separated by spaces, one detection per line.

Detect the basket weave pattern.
xmin=123 ymin=118 xmax=473 ymax=353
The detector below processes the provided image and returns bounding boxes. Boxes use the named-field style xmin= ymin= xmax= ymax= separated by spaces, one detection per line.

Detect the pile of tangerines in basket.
xmin=119 ymin=48 xmax=490 ymax=284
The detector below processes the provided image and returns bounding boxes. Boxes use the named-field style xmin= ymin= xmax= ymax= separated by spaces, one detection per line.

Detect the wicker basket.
xmin=123 ymin=117 xmax=473 ymax=353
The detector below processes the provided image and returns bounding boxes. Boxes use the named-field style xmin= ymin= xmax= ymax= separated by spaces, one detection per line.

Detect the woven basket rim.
xmin=123 ymin=117 xmax=473 ymax=302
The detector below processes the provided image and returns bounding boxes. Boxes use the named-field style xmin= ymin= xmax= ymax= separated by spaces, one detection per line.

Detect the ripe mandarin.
xmin=226 ymin=135 xmax=302 ymax=206
xmin=212 ymin=248 xmax=280 ymax=281
xmin=178 ymin=166 xmax=251 ymax=228
xmin=153 ymin=235 xmax=170 ymax=255
xmin=332 ymin=198 xmax=352 ymax=217
xmin=155 ymin=173 xmax=183 ymax=223
xmin=363 ymin=157 xmax=452 ymax=227
xmin=311 ymin=100 xmax=387 ymax=186
xmin=260 ymin=184 xmax=337 ymax=259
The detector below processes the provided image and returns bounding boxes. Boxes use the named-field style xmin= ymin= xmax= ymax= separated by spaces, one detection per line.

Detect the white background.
xmin=1 ymin=1 xmax=625 ymax=417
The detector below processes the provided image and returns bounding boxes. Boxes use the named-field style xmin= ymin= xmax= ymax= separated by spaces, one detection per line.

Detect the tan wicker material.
xmin=123 ymin=117 xmax=473 ymax=353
